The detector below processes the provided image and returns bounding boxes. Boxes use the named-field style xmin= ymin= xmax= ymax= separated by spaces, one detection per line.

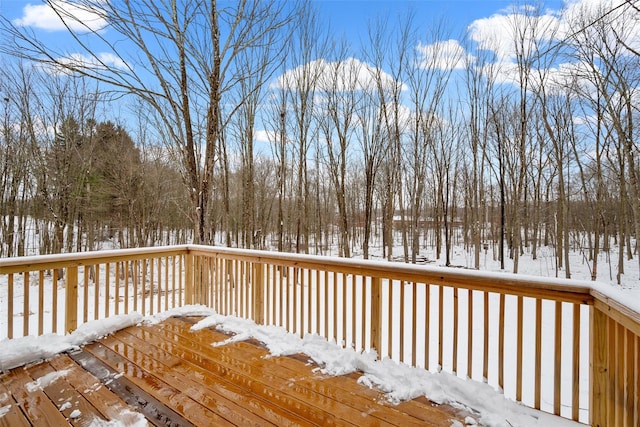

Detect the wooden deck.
xmin=0 ymin=317 xmax=477 ymax=426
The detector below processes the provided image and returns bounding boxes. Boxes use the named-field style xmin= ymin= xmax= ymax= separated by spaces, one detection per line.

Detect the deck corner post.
xmin=65 ymin=266 xmax=79 ymax=334
xmin=252 ymin=262 xmax=265 ymax=325
xmin=590 ymin=306 xmax=608 ymax=426
xmin=371 ymin=277 xmax=383 ymax=359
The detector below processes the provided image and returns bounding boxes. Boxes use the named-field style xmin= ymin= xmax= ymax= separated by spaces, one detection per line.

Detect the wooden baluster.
xmin=94 ymin=265 xmax=100 ymax=321
xmin=8 ymin=273 xmax=14 ymax=339
xmin=316 ymin=270 xmax=321 ymax=336
xmin=453 ymin=287 xmax=459 ymax=373
xmin=590 ymin=306 xmax=608 ymax=427
xmin=65 ymin=266 xmax=78 ymax=334
xmin=371 ymin=277 xmax=382 ymax=359
xmin=498 ymin=293 xmax=505 ymax=390
xmin=324 ymin=270 xmax=329 ymax=340
xmin=624 ymin=329 xmax=635 ymax=427
xmin=38 ymin=271 xmax=44 ymax=335
xmin=52 ymin=269 xmax=58 ymax=333
xmin=554 ymin=301 xmax=562 ymax=415
xmin=279 ymin=264 xmax=284 ymax=327
xmin=467 ymin=289 xmax=473 ymax=379
xmin=252 ymin=263 xmax=265 ymax=324
xmin=148 ymin=259 xmax=154 ymax=315
xmin=572 ymin=304 xmax=581 ymax=421
xmin=184 ymin=253 xmax=193 ymax=305
xmin=483 ymin=292 xmax=489 ymax=381
xmin=388 ymin=278 xmax=394 ymax=360
xmin=105 ymin=264 xmax=110 ymax=318
xmin=309 ymin=269 xmax=314 ymax=337
xmin=165 ymin=256 xmax=169 ymax=312
xmin=351 ymin=274 xmax=356 ymax=349
xmin=535 ymin=298 xmax=542 ymax=410
xmin=615 ymin=322 xmax=624 ymax=426
xmin=83 ymin=267 xmax=89 ymax=323
xmin=23 ymin=271 xmax=29 ymax=336
xmin=124 ymin=261 xmax=130 ymax=315
xmin=342 ymin=273 xmax=347 ymax=346
xmin=235 ymin=260 xmax=241 ymax=316
xmin=332 ymin=271 xmax=337 ymax=342
xmin=516 ymin=295 xmax=523 ymax=402
xmin=439 ymin=286 xmax=444 ymax=370
xmin=271 ymin=264 xmax=277 ymax=325
xmin=400 ymin=280 xmax=405 ymax=363
xmin=157 ymin=257 xmax=162 ymax=314
xmin=140 ymin=260 xmax=146 ymax=315
xmin=171 ymin=256 xmax=176 ymax=309
xmin=425 ymin=284 xmax=431 ymax=371
xmin=362 ymin=276 xmax=368 ymax=351
xmin=294 ymin=268 xmax=299 ymax=336
xmin=412 ymin=282 xmax=417 ymax=367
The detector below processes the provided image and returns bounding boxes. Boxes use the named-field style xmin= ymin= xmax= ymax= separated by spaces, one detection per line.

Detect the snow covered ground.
xmin=0 ymin=305 xmax=583 ymax=427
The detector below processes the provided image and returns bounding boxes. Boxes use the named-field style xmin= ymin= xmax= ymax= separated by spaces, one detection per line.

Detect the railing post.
xmin=65 ymin=266 xmax=78 ymax=334
xmin=371 ymin=277 xmax=382 ymax=359
xmin=590 ymin=306 xmax=609 ymax=426
xmin=185 ymin=253 xmax=194 ymax=305
xmin=252 ymin=263 xmax=265 ymax=324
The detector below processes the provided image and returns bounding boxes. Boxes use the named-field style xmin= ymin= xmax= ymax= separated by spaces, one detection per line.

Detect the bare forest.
xmin=0 ymin=1 xmax=639 ymax=283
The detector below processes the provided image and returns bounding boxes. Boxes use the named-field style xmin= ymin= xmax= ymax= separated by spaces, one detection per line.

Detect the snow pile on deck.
xmin=186 ymin=306 xmax=581 ymax=427
xmin=0 ymin=313 xmax=142 ymax=371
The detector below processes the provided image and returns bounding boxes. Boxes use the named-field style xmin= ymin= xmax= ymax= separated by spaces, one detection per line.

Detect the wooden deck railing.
xmin=0 ymin=246 xmax=186 ymax=336
xmin=1 ymin=244 xmax=638 ymax=426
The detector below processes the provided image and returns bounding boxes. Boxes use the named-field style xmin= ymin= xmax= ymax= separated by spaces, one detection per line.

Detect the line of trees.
xmin=0 ymin=65 xmax=190 ymax=256
xmin=1 ymin=1 xmax=639 ymax=282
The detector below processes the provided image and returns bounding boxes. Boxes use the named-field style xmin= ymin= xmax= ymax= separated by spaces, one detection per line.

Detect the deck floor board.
xmin=0 ymin=316 xmax=475 ymax=426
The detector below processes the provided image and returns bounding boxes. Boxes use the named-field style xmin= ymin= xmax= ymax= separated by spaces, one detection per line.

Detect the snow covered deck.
xmin=0 ymin=316 xmax=474 ymax=426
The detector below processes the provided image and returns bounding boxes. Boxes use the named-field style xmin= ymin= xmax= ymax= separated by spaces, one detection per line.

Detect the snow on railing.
xmin=1 ymin=244 xmax=638 ymax=425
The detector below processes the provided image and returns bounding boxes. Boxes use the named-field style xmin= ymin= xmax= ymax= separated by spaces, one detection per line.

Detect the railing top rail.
xmin=186 ymin=245 xmax=640 ymax=329
xmin=187 ymin=244 xmax=593 ymax=301
xmin=0 ymin=245 xmax=189 ymax=274
xmin=0 ymin=243 xmax=637 ymax=330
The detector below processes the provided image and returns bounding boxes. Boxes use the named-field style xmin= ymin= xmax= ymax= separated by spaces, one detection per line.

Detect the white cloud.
xmin=416 ymin=39 xmax=472 ymax=71
xmin=561 ymin=0 xmax=640 ymax=55
xmin=13 ymin=0 xmax=107 ymax=32
xmin=254 ymin=129 xmax=275 ymax=144
xmin=95 ymin=52 xmax=126 ymax=69
xmin=468 ymin=0 xmax=640 ymax=69
xmin=468 ymin=7 xmax=561 ymax=63
xmin=273 ymin=58 xmax=404 ymax=92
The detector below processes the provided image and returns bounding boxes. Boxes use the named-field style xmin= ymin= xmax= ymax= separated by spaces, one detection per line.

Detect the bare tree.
xmin=281 ymin=4 xmax=329 ymax=254
xmin=360 ymin=16 xmax=408 ymax=260
xmin=317 ymin=49 xmax=362 ymax=258
xmin=404 ymin=19 xmax=460 ymax=263
xmin=462 ymin=40 xmax=497 ymax=268
xmin=1 ymin=0 xmax=297 ymax=244
xmin=565 ymin=1 xmax=640 ymax=280
xmin=0 ymin=63 xmax=36 ymax=256
xmin=366 ymin=15 xmax=412 ymax=261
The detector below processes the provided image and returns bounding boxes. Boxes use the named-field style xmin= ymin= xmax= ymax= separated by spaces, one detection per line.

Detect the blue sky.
xmin=313 ymin=0 xmax=562 ymax=44
xmin=1 ymin=1 xmax=564 ymax=47
xmin=0 ymin=0 xmax=573 ymax=87
xmin=2 ymin=0 xmax=637 ymax=145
